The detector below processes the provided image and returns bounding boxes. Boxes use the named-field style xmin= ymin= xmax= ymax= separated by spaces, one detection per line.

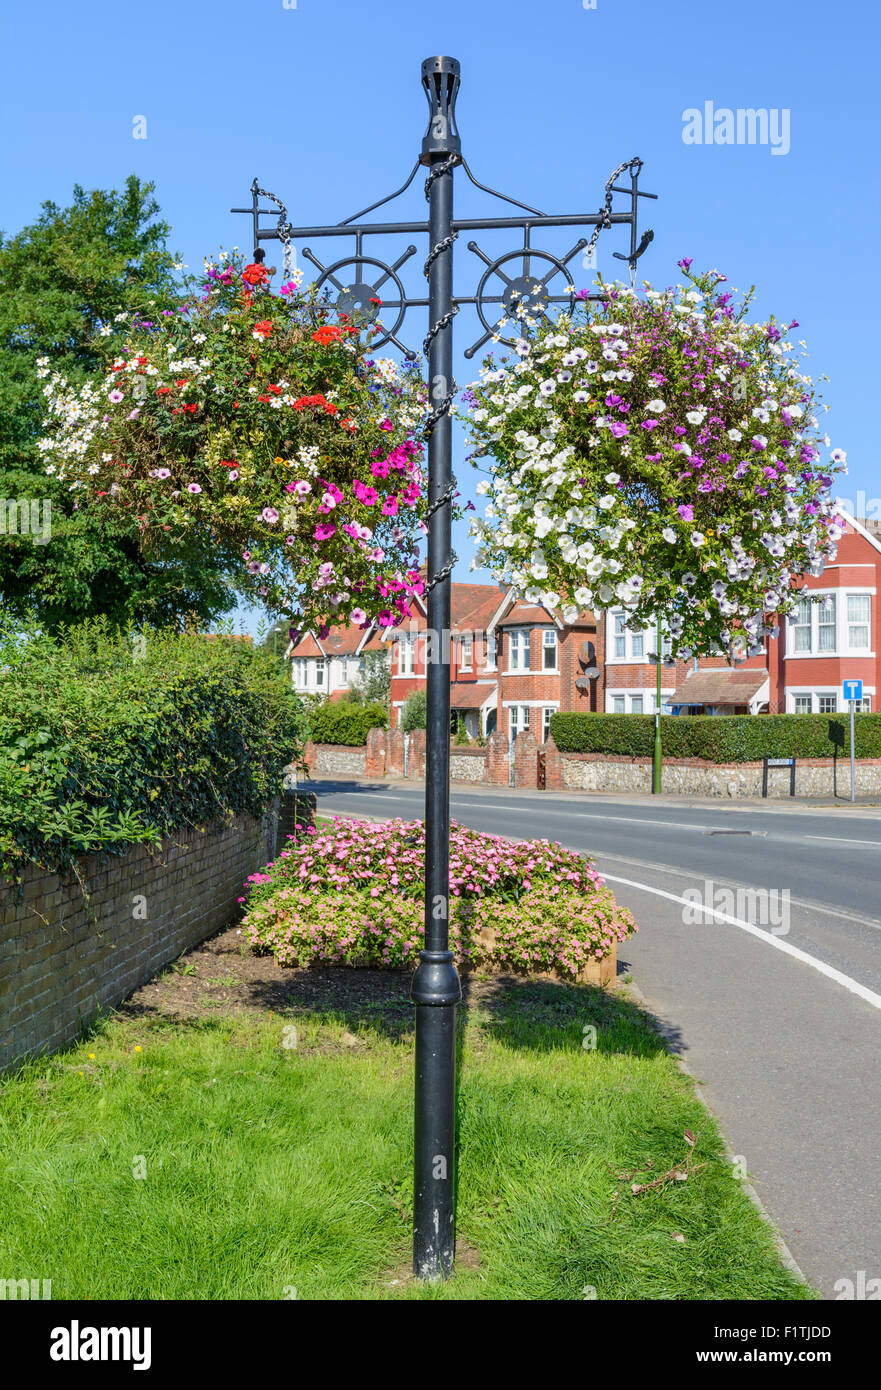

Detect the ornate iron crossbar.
xmin=231 ymin=56 xmax=656 ymax=1285
xmin=232 ymin=158 xmax=656 ymax=360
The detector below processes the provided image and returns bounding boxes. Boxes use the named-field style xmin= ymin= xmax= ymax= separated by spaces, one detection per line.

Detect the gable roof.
xmin=671 ymin=669 xmax=769 ymax=705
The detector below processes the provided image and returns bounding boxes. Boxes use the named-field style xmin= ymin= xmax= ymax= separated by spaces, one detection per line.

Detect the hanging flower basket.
xmin=461 ymin=264 xmax=847 ymax=657
xmin=39 ymin=252 xmax=430 ymax=632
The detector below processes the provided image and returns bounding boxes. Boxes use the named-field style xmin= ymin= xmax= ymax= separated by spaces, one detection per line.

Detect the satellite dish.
xmin=578 ymin=640 xmax=596 ymax=666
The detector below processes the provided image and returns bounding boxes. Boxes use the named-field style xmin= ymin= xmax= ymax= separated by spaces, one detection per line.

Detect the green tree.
xmin=401 ymin=686 xmax=427 ymax=732
xmin=0 ymin=176 xmax=237 ymax=631
xmin=358 ymin=648 xmax=391 ymax=706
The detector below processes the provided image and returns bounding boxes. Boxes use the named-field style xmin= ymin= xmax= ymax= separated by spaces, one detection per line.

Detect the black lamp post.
xmin=233 ymin=55 xmax=656 ymax=1281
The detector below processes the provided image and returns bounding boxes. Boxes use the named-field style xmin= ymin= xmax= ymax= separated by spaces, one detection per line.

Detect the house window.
xmin=398 ymin=636 xmax=414 ymax=675
xmin=847 ymin=595 xmax=871 ymax=650
xmin=315 ymin=659 xmax=325 ymax=688
xmin=631 ymin=696 xmax=644 ymax=714
xmin=510 ymin=706 xmax=519 ymax=738
xmin=509 ymin=629 xmax=530 ymax=671
xmin=818 ymin=595 xmax=836 ymax=652
xmin=611 ymin=610 xmax=649 ymax=660
xmin=793 ymin=695 xmax=811 ymax=714
xmin=859 ymin=696 xmax=873 ymax=712
xmin=793 ymin=597 xmax=812 ymax=652
xmin=818 ymin=693 xmax=837 ymax=714
xmin=612 ymin=696 xmax=625 ymax=714
xmin=543 ymin=707 xmax=554 ymax=742
xmin=460 ymin=636 xmax=473 ymax=672
xmin=485 ymin=631 xmax=497 ymax=670
xmin=542 ymin=629 xmax=558 ymax=670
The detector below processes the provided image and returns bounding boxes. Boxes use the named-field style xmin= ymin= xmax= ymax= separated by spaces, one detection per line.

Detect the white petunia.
xmin=646 ymin=399 xmax=666 ymax=414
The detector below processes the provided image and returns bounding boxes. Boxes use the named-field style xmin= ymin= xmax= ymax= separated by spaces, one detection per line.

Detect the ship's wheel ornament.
xmin=301 ymin=246 xmax=419 ymax=357
xmin=464 ymin=237 xmax=588 ymax=358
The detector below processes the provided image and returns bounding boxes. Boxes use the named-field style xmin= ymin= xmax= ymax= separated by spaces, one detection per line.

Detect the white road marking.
xmin=590 ymin=850 xmax=881 ymax=933
xmin=805 ymin=835 xmax=881 ymax=846
xmin=603 ymin=872 xmax=881 ymax=1013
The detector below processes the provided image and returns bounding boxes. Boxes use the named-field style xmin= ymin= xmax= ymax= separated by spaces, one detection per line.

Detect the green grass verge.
xmin=0 ymin=981 xmax=813 ymax=1300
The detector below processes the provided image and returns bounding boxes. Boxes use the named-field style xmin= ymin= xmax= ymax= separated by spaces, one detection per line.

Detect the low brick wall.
xmin=0 ymin=804 xmax=279 ymax=1072
xmin=552 ymin=747 xmax=881 ymax=798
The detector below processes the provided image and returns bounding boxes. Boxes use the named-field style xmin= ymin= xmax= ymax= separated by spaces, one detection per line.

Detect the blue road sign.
xmin=843 ymin=679 xmax=863 ymax=702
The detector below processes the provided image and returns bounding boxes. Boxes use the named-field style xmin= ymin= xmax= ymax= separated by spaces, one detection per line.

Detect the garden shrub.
xmin=400 ymin=687 xmax=427 ymax=733
xmin=550 ymin=711 xmax=881 ymax=762
xmin=308 ymin=700 xmax=387 ymax=746
xmin=0 ymin=617 xmax=307 ymax=882
xmin=243 ymin=816 xmax=637 ymax=976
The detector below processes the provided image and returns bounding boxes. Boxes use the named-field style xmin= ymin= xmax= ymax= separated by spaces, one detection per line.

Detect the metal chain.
xmin=581 ymin=157 xmax=642 ymax=269
xmin=254 ymin=182 xmax=294 ymax=280
xmin=421 ymin=155 xmax=461 ymax=590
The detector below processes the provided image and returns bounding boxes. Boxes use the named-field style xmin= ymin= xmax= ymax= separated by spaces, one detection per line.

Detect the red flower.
xmin=176 ymin=379 xmax=189 ymax=389
xmin=242 ymin=263 xmax=269 ymax=287
xmin=156 ymin=387 xmax=171 ymax=395
xmin=311 ymin=325 xmax=341 ymax=346
xmin=293 ymin=393 xmax=329 ymax=412
xmin=339 ymin=418 xmax=356 ymax=432
xmin=253 ymin=320 xmax=272 ymax=338
xmin=182 ymin=403 xmax=198 ymax=414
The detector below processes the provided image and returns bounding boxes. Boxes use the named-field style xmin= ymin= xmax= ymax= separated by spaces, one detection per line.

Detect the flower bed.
xmin=241 ymin=815 xmax=636 ymax=980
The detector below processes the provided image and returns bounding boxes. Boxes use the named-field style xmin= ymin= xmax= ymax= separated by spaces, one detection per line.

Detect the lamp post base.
xmin=412 ymin=949 xmax=460 ymax=1279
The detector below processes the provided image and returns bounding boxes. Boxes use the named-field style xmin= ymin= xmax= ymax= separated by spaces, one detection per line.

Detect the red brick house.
xmin=388 ymin=582 xmax=506 ymax=735
xmin=287 ymin=509 xmax=881 ymax=730
xmin=487 ymin=595 xmax=602 ymax=741
xmin=607 ymin=511 xmax=880 ymax=716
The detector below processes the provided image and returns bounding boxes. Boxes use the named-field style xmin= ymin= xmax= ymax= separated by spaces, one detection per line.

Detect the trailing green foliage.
xmin=0 ymin=617 xmax=307 ymax=883
xmin=550 ymin=711 xmax=881 ymax=762
xmin=308 ymin=700 xmax=387 ymax=746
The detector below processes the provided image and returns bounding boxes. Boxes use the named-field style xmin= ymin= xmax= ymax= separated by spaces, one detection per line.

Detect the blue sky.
xmin=3 ymin=0 xmax=878 ymax=634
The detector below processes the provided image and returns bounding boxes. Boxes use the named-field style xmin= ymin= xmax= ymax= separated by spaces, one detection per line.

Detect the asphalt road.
xmin=303 ymin=777 xmax=881 ymax=1298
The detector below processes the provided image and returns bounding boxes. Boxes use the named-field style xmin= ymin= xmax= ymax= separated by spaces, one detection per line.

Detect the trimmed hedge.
xmin=0 ymin=619 xmax=307 ymax=882
xmin=550 ymin=712 xmax=881 ymax=763
xmin=308 ymin=700 xmax=388 ymax=746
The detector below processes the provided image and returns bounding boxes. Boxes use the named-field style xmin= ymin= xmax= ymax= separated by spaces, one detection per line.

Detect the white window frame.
xmin=459 ymin=635 xmax=473 ymax=672
xmin=485 ymin=631 xmax=497 ymax=671
xmin=786 ymin=588 xmax=876 ymax=658
xmin=508 ymin=628 xmax=531 ymax=672
xmin=607 ymin=688 xmax=671 ymax=714
xmin=607 ymin=609 xmax=658 ymax=663
xmin=542 ymin=628 xmax=558 ymax=671
xmin=397 ymin=635 xmax=415 ymax=676
xmin=847 ymin=594 xmax=871 ymax=651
